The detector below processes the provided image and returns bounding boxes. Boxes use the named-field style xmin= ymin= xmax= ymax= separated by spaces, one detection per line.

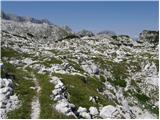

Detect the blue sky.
xmin=1 ymin=1 xmax=159 ymax=37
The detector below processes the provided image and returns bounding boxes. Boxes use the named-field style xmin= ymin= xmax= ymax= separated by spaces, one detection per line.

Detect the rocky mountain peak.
xmin=1 ymin=11 xmax=53 ymax=25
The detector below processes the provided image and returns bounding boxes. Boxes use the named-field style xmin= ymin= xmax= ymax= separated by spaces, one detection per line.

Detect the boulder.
xmin=91 ymin=64 xmax=99 ymax=75
xmin=82 ymin=62 xmax=99 ymax=75
xmin=77 ymin=106 xmax=91 ymax=119
xmin=99 ymin=105 xmax=117 ymax=118
xmin=89 ymin=107 xmax=99 ymax=116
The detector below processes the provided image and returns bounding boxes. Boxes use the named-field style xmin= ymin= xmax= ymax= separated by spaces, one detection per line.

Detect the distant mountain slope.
xmin=1 ymin=11 xmax=75 ymax=42
xmin=1 ymin=11 xmax=52 ymax=25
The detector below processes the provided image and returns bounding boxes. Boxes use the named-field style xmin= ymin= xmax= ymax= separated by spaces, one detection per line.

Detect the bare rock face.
xmin=1 ymin=12 xmax=73 ymax=43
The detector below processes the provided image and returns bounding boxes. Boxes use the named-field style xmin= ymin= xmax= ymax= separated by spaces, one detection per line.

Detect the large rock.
xmin=89 ymin=107 xmax=99 ymax=116
xmin=77 ymin=106 xmax=91 ymax=119
xmin=81 ymin=62 xmax=99 ymax=75
xmin=0 ymin=78 xmax=19 ymax=119
xmin=99 ymin=105 xmax=117 ymax=118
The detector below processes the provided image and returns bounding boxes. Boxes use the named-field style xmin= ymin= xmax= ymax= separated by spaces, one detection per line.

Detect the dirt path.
xmin=31 ymin=75 xmax=41 ymax=119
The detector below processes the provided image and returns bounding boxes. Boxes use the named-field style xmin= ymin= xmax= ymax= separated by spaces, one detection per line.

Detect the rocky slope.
xmin=0 ymin=12 xmax=159 ymax=119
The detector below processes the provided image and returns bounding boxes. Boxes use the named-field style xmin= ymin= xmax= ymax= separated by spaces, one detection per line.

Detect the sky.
xmin=1 ymin=1 xmax=159 ymax=38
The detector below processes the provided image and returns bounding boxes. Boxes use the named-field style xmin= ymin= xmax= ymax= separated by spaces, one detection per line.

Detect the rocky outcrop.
xmin=0 ymin=78 xmax=19 ymax=119
xmin=50 ymin=77 xmax=76 ymax=117
xmin=77 ymin=29 xmax=95 ymax=37
xmin=139 ymin=30 xmax=159 ymax=45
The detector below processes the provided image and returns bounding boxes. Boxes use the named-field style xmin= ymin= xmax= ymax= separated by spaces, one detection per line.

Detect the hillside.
xmin=0 ymin=12 xmax=159 ymax=119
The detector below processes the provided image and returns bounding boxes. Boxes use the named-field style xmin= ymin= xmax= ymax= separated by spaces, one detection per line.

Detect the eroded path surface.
xmin=31 ymin=75 xmax=41 ymax=119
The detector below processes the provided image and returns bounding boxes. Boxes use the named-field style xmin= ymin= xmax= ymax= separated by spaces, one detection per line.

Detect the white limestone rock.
xmin=0 ymin=78 xmax=19 ymax=119
xmin=89 ymin=107 xmax=99 ymax=116
xmin=99 ymin=105 xmax=117 ymax=118
xmin=77 ymin=106 xmax=91 ymax=119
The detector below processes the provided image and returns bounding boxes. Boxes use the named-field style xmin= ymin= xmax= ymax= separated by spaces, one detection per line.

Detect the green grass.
xmin=125 ymin=83 xmax=159 ymax=118
xmin=34 ymin=73 xmax=74 ymax=119
xmin=4 ymin=63 xmax=36 ymax=119
xmin=146 ymin=104 xmax=159 ymax=118
xmin=108 ymin=79 xmax=126 ymax=88
xmin=52 ymin=73 xmax=115 ymax=109
xmin=67 ymin=59 xmax=84 ymax=73
xmin=42 ymin=59 xmax=62 ymax=67
xmin=49 ymin=49 xmax=70 ymax=56
xmin=3 ymin=62 xmax=72 ymax=119
xmin=92 ymin=56 xmax=128 ymax=88
xmin=1 ymin=48 xmax=22 ymax=58
xmin=100 ymin=75 xmax=106 ymax=82
xmin=152 ymin=59 xmax=159 ymax=72
xmin=135 ymin=93 xmax=150 ymax=103
xmin=30 ymin=58 xmax=62 ymax=67
xmin=134 ymin=92 xmax=159 ymax=117
xmin=92 ymin=56 xmax=128 ymax=79
xmin=1 ymin=48 xmax=36 ymax=60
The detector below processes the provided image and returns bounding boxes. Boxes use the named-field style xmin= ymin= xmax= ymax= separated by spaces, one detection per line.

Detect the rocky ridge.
xmin=0 ymin=12 xmax=159 ymax=119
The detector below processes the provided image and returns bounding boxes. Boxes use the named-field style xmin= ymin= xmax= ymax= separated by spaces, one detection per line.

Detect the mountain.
xmin=1 ymin=11 xmax=53 ymax=25
xmin=0 ymin=12 xmax=159 ymax=119
xmin=97 ymin=30 xmax=116 ymax=36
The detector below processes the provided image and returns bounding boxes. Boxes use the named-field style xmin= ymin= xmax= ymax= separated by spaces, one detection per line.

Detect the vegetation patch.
xmin=135 ymin=93 xmax=150 ymax=103
xmin=67 ymin=59 xmax=84 ymax=73
xmin=35 ymin=73 xmax=74 ymax=119
xmin=42 ymin=59 xmax=62 ymax=67
xmin=30 ymin=58 xmax=62 ymax=67
xmin=1 ymin=48 xmax=21 ymax=58
xmin=108 ymin=79 xmax=126 ymax=87
xmin=4 ymin=63 xmax=36 ymax=119
xmin=52 ymin=73 xmax=115 ymax=109
xmin=100 ymin=75 xmax=106 ymax=82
